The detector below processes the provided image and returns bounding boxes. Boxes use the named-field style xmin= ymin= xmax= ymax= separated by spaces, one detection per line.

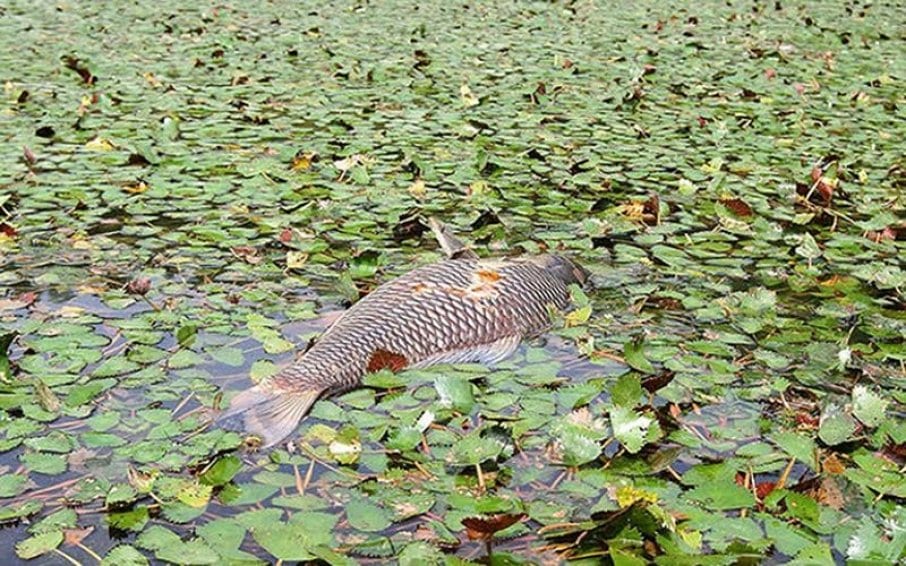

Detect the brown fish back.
xmin=272 ymin=257 xmax=571 ymax=395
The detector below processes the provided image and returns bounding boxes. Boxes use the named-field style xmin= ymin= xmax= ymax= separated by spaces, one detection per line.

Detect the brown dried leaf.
xmin=719 ymin=197 xmax=753 ymax=217
xmin=462 ymin=513 xmax=525 ymax=540
xmin=64 ymin=527 xmax=94 ymax=546
xmin=126 ymin=277 xmax=151 ymax=296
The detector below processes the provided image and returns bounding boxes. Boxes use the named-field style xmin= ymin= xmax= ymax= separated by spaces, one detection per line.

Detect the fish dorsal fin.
xmin=428 ymin=217 xmax=479 ymax=260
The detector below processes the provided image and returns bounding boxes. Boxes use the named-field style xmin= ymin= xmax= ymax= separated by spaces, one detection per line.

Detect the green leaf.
xmin=155 ymin=538 xmax=219 ymax=565
xmin=363 ymin=369 xmax=407 ymax=389
xmin=852 ymin=385 xmax=888 ymax=428
xmin=168 ymin=349 xmax=203 ymax=369
xmin=106 ymin=484 xmax=138 ymax=506
xmin=209 ymin=346 xmax=245 ymax=367
xmin=434 ymin=374 xmax=474 ymax=412
xmin=686 ymin=482 xmax=756 ymax=510
xmin=558 ymin=428 xmax=602 ymax=466
xmin=0 ymin=474 xmax=30 ymax=497
xmin=254 ymin=523 xmax=316 ymax=561
xmin=818 ymin=403 xmax=857 ymax=446
xmin=251 ymin=512 xmax=337 ymax=561
xmin=771 ymin=431 xmax=817 ymax=470
xmin=0 ymin=331 xmax=15 ymax=381
xmin=108 ymin=507 xmax=150 ymax=531
xmin=219 ymin=483 xmax=278 ymax=506
xmin=328 ymin=425 xmax=362 ymax=465
xmin=450 ymin=431 xmax=504 ymax=465
xmin=91 ymin=355 xmax=139 ymax=378
xmin=29 ymin=508 xmax=77 ymax=534
xmin=200 ymin=455 xmax=242 ymax=486
xmin=610 ymin=374 xmax=644 ymax=408
xmin=0 ymin=500 xmax=43 ymax=523
xmin=610 ymin=406 xmax=658 ymax=454
xmin=21 ymin=452 xmax=67 ymax=475
xmin=249 ymin=360 xmax=278 ymax=383
xmin=345 ymin=499 xmax=392 ymax=532
xmin=101 ymin=545 xmax=149 ymax=566
xmin=795 ymin=233 xmax=822 ymax=260
xmin=16 ymin=531 xmax=63 ymax=560
xmin=623 ymin=337 xmax=655 ymax=374
xmin=176 ymin=324 xmax=198 ymax=347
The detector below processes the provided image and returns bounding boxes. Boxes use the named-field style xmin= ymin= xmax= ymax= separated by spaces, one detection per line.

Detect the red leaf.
xmin=126 ymin=277 xmax=151 ymax=296
xmin=278 ymin=228 xmax=293 ymax=243
xmin=367 ymin=349 xmax=408 ymax=373
xmin=795 ymin=412 xmax=819 ymax=428
xmin=755 ymin=481 xmax=777 ymax=499
xmin=462 ymin=513 xmax=525 ymax=540
xmin=719 ymin=197 xmax=753 ymax=217
xmin=0 ymin=223 xmax=17 ymax=238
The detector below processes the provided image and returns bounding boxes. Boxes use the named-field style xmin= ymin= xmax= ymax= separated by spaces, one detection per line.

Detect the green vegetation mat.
xmin=0 ymin=1 xmax=903 ymax=564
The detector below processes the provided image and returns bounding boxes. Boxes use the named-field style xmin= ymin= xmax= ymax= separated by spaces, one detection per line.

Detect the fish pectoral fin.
xmin=217 ymin=385 xmax=321 ymax=448
xmin=428 ymin=217 xmax=479 ymax=260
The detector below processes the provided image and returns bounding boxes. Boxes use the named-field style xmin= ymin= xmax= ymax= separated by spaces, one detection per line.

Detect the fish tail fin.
xmin=217 ymin=384 xmax=321 ymax=447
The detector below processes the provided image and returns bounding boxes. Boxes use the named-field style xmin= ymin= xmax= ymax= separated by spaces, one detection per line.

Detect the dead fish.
xmin=219 ymin=219 xmax=588 ymax=446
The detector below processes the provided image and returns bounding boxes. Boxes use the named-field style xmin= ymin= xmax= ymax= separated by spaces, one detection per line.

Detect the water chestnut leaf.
xmin=610 ymin=406 xmax=658 ymax=454
xmin=434 ymin=374 xmax=474 ymax=412
xmin=15 ymin=531 xmax=63 ymax=560
xmin=623 ymin=338 xmax=655 ymax=374
xmin=851 ymin=385 xmax=888 ymax=428
xmin=818 ymin=403 xmax=857 ymax=446
xmin=101 ymin=545 xmax=149 ymax=566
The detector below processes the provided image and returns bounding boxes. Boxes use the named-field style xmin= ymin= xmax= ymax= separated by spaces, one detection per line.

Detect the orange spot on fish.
xmin=476 ymin=269 xmax=502 ymax=284
xmin=367 ymin=349 xmax=408 ymax=373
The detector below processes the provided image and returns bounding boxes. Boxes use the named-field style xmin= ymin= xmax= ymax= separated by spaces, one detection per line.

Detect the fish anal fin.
xmin=367 ymin=349 xmax=409 ymax=373
xmin=218 ymin=385 xmax=321 ymax=447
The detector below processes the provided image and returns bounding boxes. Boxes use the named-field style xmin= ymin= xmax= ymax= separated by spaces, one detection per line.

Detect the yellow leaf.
xmin=292 ymin=151 xmax=316 ymax=171
xmin=460 ymin=84 xmax=479 ymax=107
xmin=85 ymin=137 xmax=115 ymax=151
xmin=286 ymin=251 xmax=308 ymax=269
xmin=76 ymin=284 xmax=107 ymax=295
xmin=408 ymin=179 xmax=426 ymax=199
xmin=565 ymin=305 xmax=592 ymax=327
xmin=177 ymin=482 xmax=213 ymax=508
xmin=615 ymin=485 xmax=658 ymax=508
xmin=123 ymin=181 xmax=148 ymax=194
xmin=143 ymin=71 xmax=161 ymax=88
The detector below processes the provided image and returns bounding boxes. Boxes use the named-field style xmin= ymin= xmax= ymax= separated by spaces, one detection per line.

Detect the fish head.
xmin=528 ymin=254 xmax=590 ymax=287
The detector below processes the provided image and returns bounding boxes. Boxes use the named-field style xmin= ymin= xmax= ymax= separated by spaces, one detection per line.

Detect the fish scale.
xmin=218 ymin=253 xmax=587 ymax=447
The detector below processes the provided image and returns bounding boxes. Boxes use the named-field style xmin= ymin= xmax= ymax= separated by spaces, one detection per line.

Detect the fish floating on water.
xmin=219 ymin=219 xmax=588 ymax=446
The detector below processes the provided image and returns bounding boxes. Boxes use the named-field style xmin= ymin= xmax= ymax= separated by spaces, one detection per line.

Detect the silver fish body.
xmin=220 ymin=254 xmax=587 ymax=446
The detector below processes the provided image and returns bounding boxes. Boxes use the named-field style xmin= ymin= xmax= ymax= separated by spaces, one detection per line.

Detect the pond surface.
xmin=1 ymin=1 xmax=904 ymax=564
